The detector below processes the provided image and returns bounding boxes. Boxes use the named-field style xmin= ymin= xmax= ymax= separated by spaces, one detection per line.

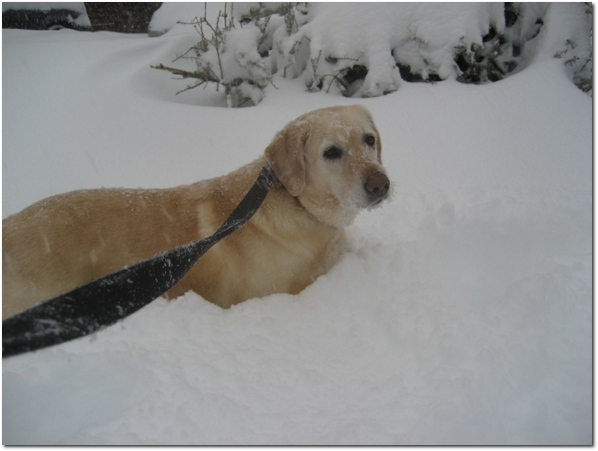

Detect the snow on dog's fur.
xmin=2 ymin=105 xmax=390 ymax=319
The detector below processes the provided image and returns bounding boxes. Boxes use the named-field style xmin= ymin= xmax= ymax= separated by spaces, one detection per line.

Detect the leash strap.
xmin=3 ymin=164 xmax=277 ymax=358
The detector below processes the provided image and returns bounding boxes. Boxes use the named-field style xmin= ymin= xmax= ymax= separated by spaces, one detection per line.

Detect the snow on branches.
xmin=153 ymin=3 xmax=592 ymax=107
xmin=152 ymin=3 xmax=274 ymax=107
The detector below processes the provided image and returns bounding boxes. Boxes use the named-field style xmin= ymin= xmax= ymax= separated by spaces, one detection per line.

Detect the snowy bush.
xmin=453 ymin=3 xmax=549 ymax=84
xmin=152 ymin=3 xmax=274 ymax=107
xmin=282 ymin=3 xmax=553 ymax=90
xmin=154 ymin=3 xmax=593 ymax=105
xmin=551 ymin=3 xmax=592 ymax=95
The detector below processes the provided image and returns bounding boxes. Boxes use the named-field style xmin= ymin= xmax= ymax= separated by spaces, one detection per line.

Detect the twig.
xmin=150 ymin=63 xmax=220 ymax=84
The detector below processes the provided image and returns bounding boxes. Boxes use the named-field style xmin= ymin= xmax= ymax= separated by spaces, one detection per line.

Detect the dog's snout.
xmin=365 ymin=171 xmax=390 ymax=202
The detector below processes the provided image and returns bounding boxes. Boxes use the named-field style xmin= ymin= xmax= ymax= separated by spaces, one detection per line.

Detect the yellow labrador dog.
xmin=3 ymin=105 xmax=390 ymax=319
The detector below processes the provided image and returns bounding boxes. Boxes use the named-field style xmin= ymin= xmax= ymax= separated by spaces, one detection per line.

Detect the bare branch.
xmin=150 ymin=64 xmax=220 ymax=84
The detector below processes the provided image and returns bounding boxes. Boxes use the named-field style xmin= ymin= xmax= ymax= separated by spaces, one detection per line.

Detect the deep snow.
xmin=2 ymin=3 xmax=593 ymax=446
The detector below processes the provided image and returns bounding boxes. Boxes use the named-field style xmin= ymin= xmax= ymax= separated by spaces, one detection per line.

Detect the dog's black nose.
xmin=365 ymin=171 xmax=390 ymax=202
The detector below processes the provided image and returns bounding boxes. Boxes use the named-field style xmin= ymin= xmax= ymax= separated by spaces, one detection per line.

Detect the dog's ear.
xmin=373 ymin=124 xmax=383 ymax=164
xmin=265 ymin=119 xmax=310 ymax=197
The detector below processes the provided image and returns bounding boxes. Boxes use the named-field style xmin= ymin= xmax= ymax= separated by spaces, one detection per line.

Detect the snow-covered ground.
xmin=2 ymin=4 xmax=592 ymax=445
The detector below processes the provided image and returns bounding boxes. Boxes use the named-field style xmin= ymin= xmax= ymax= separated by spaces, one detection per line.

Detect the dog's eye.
xmin=323 ymin=146 xmax=344 ymax=160
xmin=364 ymin=134 xmax=376 ymax=147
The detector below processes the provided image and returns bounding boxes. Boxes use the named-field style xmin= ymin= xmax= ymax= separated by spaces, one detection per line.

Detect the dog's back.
xmin=2 ymin=185 xmax=200 ymax=319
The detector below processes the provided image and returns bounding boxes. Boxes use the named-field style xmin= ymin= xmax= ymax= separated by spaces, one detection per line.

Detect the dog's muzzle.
xmin=364 ymin=171 xmax=390 ymax=206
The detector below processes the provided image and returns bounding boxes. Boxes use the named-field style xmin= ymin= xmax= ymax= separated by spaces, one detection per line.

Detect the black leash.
xmin=2 ymin=164 xmax=277 ymax=358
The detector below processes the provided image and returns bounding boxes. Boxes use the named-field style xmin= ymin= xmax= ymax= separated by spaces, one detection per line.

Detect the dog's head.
xmin=265 ymin=105 xmax=390 ymax=227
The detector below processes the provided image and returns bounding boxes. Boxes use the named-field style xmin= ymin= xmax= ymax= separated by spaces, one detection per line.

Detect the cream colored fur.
xmin=3 ymin=105 xmax=389 ymax=319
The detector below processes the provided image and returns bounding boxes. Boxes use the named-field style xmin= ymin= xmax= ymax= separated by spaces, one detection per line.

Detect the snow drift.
xmin=2 ymin=3 xmax=592 ymax=445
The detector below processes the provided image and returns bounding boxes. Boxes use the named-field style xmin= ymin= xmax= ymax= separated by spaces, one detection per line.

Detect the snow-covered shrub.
xmin=452 ymin=4 xmax=546 ymax=84
xmin=275 ymin=3 xmax=403 ymax=97
xmin=154 ymin=3 xmax=593 ymax=104
xmin=241 ymin=2 xmax=310 ymax=79
xmin=272 ymin=3 xmax=552 ymax=93
xmin=152 ymin=4 xmax=274 ymax=107
xmin=551 ymin=3 xmax=592 ymax=95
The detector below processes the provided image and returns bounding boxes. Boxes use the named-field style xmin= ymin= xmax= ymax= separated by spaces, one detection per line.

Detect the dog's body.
xmin=3 ymin=106 xmax=390 ymax=319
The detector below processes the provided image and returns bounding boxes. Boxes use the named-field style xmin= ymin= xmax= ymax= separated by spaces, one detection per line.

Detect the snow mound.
xmin=2 ymin=3 xmax=592 ymax=445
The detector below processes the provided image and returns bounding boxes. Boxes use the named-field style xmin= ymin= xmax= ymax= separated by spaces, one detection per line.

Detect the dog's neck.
xmin=254 ymin=182 xmax=341 ymax=242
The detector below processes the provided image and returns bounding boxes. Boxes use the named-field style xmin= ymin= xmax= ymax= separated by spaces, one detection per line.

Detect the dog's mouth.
xmin=365 ymin=190 xmax=390 ymax=209
xmin=369 ymin=197 xmax=385 ymax=207
xmin=363 ymin=171 xmax=391 ymax=209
